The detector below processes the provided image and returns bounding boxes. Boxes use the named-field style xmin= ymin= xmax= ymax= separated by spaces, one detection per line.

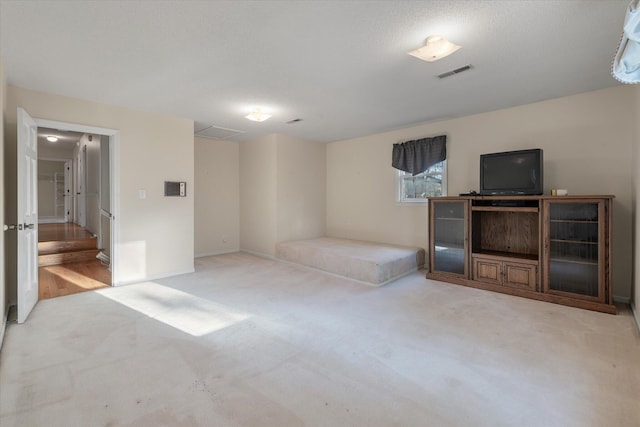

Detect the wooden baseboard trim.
xmin=426 ymin=273 xmax=617 ymax=314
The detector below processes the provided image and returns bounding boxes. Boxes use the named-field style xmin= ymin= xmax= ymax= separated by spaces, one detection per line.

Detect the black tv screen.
xmin=480 ymin=149 xmax=543 ymax=195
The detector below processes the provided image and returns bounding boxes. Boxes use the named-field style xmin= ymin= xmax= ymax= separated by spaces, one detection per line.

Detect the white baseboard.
xmin=195 ymin=249 xmax=239 ymax=258
xmin=631 ymin=302 xmax=640 ymax=334
xmin=113 ymin=268 xmax=196 ymax=287
xmin=0 ymin=303 xmax=11 ymax=352
xmin=240 ymin=249 xmax=278 ymax=260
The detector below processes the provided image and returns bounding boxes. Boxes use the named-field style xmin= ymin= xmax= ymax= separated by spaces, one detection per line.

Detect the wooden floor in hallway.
xmin=38 ymin=223 xmax=111 ymax=300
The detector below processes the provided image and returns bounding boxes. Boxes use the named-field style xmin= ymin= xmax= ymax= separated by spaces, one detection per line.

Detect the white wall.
xmin=239 ymin=133 xmax=326 ymax=257
xmin=0 ymin=57 xmax=7 ymax=333
xmin=633 ymin=85 xmax=640 ymax=324
xmin=5 ymin=86 xmax=194 ymax=290
xmin=194 ymin=136 xmax=240 ymax=257
xmin=276 ymin=134 xmax=326 ymax=243
xmin=240 ymin=134 xmax=278 ymax=256
xmin=37 ymin=160 xmax=65 ymax=218
xmin=327 ymin=86 xmax=635 ymax=299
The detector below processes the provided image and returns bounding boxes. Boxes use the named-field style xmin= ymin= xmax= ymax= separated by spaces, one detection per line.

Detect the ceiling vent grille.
xmin=437 ymin=64 xmax=473 ymax=79
xmin=194 ymin=122 xmax=245 ymax=140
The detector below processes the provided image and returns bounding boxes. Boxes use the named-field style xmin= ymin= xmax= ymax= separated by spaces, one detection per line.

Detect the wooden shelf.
xmin=550 ymin=239 xmax=598 ymax=245
xmin=472 ymin=250 xmax=538 ymax=262
xmin=549 ymin=257 xmax=598 ymax=266
xmin=472 ymin=206 xmax=538 ymax=213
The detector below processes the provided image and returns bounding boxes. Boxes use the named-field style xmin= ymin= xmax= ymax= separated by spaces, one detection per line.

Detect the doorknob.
xmin=23 ymin=223 xmax=35 ymax=230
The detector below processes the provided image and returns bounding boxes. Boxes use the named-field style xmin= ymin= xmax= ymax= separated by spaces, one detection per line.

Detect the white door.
xmin=17 ymin=108 xmax=39 ymax=323
xmin=64 ymin=160 xmax=72 ymax=222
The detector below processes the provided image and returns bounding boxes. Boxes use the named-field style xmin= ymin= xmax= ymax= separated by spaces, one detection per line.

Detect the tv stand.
xmin=427 ymin=195 xmax=615 ymax=314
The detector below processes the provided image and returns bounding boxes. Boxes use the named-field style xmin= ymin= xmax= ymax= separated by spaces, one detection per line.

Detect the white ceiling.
xmin=37 ymin=127 xmax=82 ymax=155
xmin=0 ymin=0 xmax=630 ymax=143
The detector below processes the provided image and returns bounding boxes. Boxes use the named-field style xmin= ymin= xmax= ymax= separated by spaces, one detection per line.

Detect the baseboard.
xmin=240 ymin=249 xmax=278 ymax=260
xmin=113 ymin=268 xmax=196 ymax=287
xmin=631 ymin=302 xmax=640 ymax=334
xmin=195 ymin=249 xmax=239 ymax=258
xmin=0 ymin=303 xmax=12 ymax=352
xmin=613 ymin=295 xmax=631 ymax=304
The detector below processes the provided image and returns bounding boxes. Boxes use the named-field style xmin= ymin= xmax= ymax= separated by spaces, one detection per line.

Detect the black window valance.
xmin=392 ymin=135 xmax=447 ymax=176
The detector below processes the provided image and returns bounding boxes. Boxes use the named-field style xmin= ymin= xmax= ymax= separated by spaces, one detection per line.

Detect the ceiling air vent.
xmin=437 ymin=64 xmax=473 ymax=79
xmin=194 ymin=122 xmax=245 ymax=140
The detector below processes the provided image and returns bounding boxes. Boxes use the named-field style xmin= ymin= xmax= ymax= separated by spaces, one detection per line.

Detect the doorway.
xmin=36 ymin=126 xmax=115 ymax=299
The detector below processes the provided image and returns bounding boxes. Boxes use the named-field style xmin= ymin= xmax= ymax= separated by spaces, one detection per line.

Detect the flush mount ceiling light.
xmin=46 ymin=136 xmax=58 ymax=142
xmin=408 ymin=35 xmax=461 ymax=62
xmin=245 ymin=108 xmax=272 ymax=122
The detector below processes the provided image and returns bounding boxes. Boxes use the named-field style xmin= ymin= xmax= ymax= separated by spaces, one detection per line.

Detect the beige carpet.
xmin=1 ymin=252 xmax=639 ymax=426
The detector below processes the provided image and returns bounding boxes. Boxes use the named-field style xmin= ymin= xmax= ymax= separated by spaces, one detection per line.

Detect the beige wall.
xmin=276 ymin=134 xmax=326 ymax=243
xmin=1 ymin=58 xmax=6 ymax=324
xmin=239 ymin=133 xmax=326 ymax=257
xmin=327 ymin=86 xmax=635 ymax=299
xmin=194 ymin=136 xmax=240 ymax=257
xmin=6 ymin=86 xmax=194 ymax=289
xmin=240 ymin=134 xmax=278 ymax=256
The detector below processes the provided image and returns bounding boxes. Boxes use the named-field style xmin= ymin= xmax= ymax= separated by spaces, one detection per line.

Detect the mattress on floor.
xmin=275 ymin=237 xmax=425 ymax=286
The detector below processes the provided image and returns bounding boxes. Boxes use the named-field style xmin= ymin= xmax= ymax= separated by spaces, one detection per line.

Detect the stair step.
xmin=38 ymin=238 xmax=97 ymax=255
xmin=39 ymin=249 xmax=100 ymax=267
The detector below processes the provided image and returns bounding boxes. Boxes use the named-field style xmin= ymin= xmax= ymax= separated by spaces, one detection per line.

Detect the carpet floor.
xmin=1 ymin=252 xmax=639 ymax=426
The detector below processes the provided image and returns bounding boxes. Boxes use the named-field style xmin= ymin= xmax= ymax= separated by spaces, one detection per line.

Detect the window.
xmin=397 ymin=160 xmax=446 ymax=203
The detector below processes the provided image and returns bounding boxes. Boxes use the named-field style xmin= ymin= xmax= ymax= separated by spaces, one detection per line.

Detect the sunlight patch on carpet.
xmin=96 ymin=282 xmax=250 ymax=336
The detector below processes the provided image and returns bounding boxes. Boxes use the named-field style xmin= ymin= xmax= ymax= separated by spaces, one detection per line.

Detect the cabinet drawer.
xmin=473 ymin=258 xmax=502 ymax=285
xmin=503 ymin=262 xmax=537 ymax=291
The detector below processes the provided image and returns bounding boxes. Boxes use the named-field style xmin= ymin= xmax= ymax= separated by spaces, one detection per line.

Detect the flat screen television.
xmin=480 ymin=149 xmax=543 ymax=195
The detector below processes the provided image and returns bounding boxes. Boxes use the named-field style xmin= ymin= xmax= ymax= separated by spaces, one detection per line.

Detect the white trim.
xmin=38 ymin=156 xmax=73 ymax=162
xmin=0 ymin=303 xmax=11 ymax=351
xmin=631 ymin=302 xmax=640 ymax=334
xmin=113 ymin=268 xmax=195 ymax=287
xmin=34 ymin=118 xmax=120 ymax=288
xmin=195 ymin=249 xmax=240 ymax=258
xmin=240 ymin=249 xmax=278 ymax=260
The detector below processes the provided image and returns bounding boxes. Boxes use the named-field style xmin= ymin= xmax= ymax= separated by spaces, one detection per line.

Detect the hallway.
xmin=38 ymin=223 xmax=110 ymax=299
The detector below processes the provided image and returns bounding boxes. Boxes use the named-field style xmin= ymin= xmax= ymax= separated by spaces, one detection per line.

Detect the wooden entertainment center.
xmin=427 ymin=195 xmax=615 ymax=314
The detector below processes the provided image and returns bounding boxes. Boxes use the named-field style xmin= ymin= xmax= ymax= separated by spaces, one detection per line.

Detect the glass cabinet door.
xmin=544 ymin=200 xmax=604 ymax=302
xmin=430 ymin=200 xmax=468 ymax=276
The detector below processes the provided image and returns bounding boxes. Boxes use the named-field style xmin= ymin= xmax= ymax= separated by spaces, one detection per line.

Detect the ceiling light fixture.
xmin=46 ymin=136 xmax=58 ymax=142
xmin=408 ymin=35 xmax=461 ymax=62
xmin=245 ymin=108 xmax=272 ymax=122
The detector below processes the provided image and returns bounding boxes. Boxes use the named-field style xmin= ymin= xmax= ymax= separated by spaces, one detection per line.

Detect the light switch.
xmin=138 ymin=189 xmax=146 ymax=200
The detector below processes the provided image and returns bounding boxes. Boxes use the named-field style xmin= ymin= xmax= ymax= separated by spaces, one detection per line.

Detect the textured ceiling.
xmin=0 ymin=0 xmax=630 ymax=143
